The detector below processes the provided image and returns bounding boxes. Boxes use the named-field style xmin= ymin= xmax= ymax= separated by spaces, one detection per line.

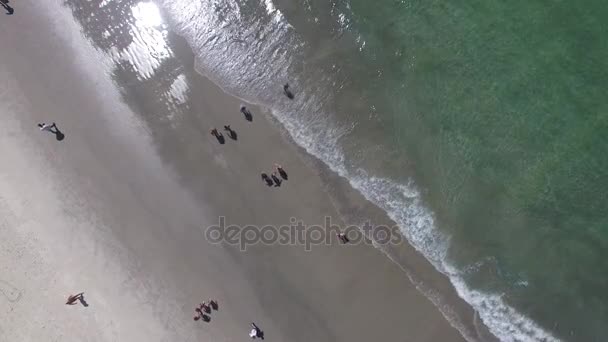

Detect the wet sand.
xmin=0 ymin=1 xmax=486 ymax=341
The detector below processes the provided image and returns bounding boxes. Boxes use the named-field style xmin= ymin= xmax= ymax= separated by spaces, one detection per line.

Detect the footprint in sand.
xmin=0 ymin=280 xmax=23 ymax=303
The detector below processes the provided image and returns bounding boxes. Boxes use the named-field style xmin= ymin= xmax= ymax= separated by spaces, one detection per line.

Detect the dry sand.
xmin=0 ymin=1 xmax=489 ymax=341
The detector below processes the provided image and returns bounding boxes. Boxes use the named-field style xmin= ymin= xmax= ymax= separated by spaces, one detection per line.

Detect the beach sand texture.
xmin=0 ymin=1 xmax=488 ymax=341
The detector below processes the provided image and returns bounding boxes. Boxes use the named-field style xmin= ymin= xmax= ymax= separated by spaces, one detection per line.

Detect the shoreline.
xmin=2 ymin=0 xmax=489 ymax=341
xmin=163 ymin=10 xmax=498 ymax=342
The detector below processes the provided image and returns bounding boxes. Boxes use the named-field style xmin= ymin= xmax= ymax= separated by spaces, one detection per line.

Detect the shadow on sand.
xmin=283 ymin=84 xmax=294 ymax=99
xmin=240 ymin=106 xmax=253 ymax=122
xmin=224 ymin=126 xmax=237 ymax=140
xmin=261 ymin=173 xmax=274 ymax=187
xmin=78 ymin=295 xmax=89 ymax=307
xmin=1 ymin=0 xmax=14 ymax=15
xmin=271 ymin=174 xmax=282 ymax=187
xmin=54 ymin=130 xmax=65 ymax=141
xmin=278 ymin=168 xmax=288 ymax=180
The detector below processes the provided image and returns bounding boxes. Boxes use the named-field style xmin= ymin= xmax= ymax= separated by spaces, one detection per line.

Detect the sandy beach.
xmin=0 ymin=1 xmax=490 ymax=341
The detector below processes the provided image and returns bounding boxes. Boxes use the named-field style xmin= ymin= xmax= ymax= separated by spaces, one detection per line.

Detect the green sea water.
xmin=345 ymin=0 xmax=608 ymax=340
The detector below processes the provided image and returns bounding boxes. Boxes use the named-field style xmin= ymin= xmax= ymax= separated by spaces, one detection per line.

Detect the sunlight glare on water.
xmin=132 ymin=1 xmax=163 ymax=28
xmin=118 ymin=1 xmax=172 ymax=79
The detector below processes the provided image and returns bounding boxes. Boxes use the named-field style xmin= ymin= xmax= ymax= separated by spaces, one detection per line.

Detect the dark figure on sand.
xmin=224 ymin=125 xmax=237 ymax=140
xmin=208 ymin=299 xmax=218 ymax=310
xmin=270 ymin=172 xmax=282 ymax=187
xmin=1 ymin=0 xmax=13 ymax=15
xmin=337 ymin=232 xmax=350 ymax=244
xmin=199 ymin=302 xmax=211 ymax=314
xmin=283 ymin=84 xmax=294 ymax=99
xmin=249 ymin=322 xmax=264 ymax=339
xmin=193 ymin=309 xmax=210 ymax=322
xmin=274 ymin=163 xmax=288 ymax=180
xmin=210 ymin=128 xmax=225 ymax=144
xmin=194 ymin=303 xmax=210 ymax=321
xmin=38 ymin=122 xmax=65 ymax=141
xmin=261 ymin=173 xmax=274 ymax=187
xmin=240 ymin=106 xmax=253 ymax=121
xmin=194 ymin=299 xmax=217 ymax=321
xmin=66 ymin=292 xmax=88 ymax=306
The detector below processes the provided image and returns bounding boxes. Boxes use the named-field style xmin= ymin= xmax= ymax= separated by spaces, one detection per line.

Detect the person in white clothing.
xmin=38 ymin=122 xmax=57 ymax=133
xmin=249 ymin=322 xmax=264 ymax=339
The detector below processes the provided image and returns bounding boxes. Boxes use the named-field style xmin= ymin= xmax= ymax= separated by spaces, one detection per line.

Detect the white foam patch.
xmin=262 ymin=0 xmax=285 ymax=24
xmin=132 ymin=2 xmax=163 ymax=28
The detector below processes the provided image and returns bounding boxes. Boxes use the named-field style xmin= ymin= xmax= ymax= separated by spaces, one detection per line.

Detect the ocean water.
xmin=61 ymin=0 xmax=608 ymax=341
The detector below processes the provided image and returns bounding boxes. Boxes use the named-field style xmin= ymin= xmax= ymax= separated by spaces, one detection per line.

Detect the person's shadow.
xmin=52 ymin=125 xmax=65 ymax=141
xmin=78 ymin=295 xmax=89 ymax=307
xmin=224 ymin=126 xmax=237 ymax=141
xmin=271 ymin=174 xmax=282 ymax=187
xmin=209 ymin=300 xmax=219 ymax=311
xmin=283 ymin=84 xmax=294 ymax=99
xmin=261 ymin=173 xmax=274 ymax=187
xmin=240 ymin=106 xmax=253 ymax=122
xmin=1 ymin=0 xmax=13 ymax=15
xmin=278 ymin=169 xmax=288 ymax=180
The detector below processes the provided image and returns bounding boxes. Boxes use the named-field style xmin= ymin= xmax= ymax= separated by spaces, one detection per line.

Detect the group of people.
xmin=261 ymin=163 xmax=288 ymax=187
xmin=210 ymin=125 xmax=237 ymax=143
xmin=208 ymin=105 xmax=258 ymax=144
xmin=211 ymin=88 xmax=296 ymax=191
xmin=193 ymin=299 xmax=218 ymax=322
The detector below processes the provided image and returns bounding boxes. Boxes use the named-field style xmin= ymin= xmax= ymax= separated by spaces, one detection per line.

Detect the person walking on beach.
xmin=38 ymin=122 xmax=58 ymax=133
xmin=66 ymin=292 xmax=84 ymax=305
xmin=283 ymin=83 xmax=294 ymax=99
xmin=224 ymin=125 xmax=237 ymax=140
xmin=261 ymin=173 xmax=273 ymax=187
xmin=210 ymin=127 xmax=225 ymax=144
xmin=337 ymin=232 xmax=349 ymax=244
xmin=249 ymin=322 xmax=264 ymax=339
xmin=1 ymin=0 xmax=13 ymax=15
xmin=270 ymin=172 xmax=282 ymax=187
xmin=193 ymin=306 xmax=210 ymax=322
xmin=240 ymin=106 xmax=253 ymax=121
xmin=208 ymin=299 xmax=218 ymax=310
xmin=274 ymin=163 xmax=288 ymax=180
xmin=38 ymin=122 xmax=65 ymax=141
xmin=200 ymin=301 xmax=211 ymax=313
